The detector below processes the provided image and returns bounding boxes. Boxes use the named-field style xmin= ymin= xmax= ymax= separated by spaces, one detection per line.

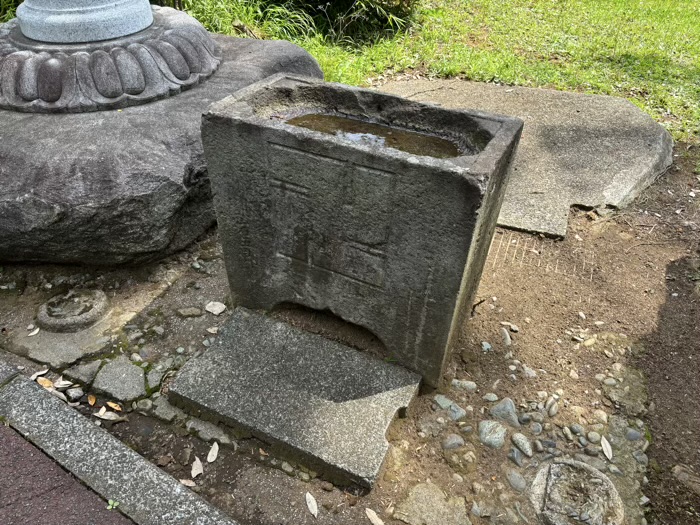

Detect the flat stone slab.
xmin=0 ymin=33 xmax=322 ymax=265
xmin=92 ymin=355 xmax=147 ymax=402
xmin=380 ymin=79 xmax=673 ymax=236
xmin=170 ymin=308 xmax=421 ymax=487
xmin=0 ymin=372 xmax=237 ymax=525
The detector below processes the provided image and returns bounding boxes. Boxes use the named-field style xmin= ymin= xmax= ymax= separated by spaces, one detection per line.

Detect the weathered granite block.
xmin=202 ymin=75 xmax=523 ymax=386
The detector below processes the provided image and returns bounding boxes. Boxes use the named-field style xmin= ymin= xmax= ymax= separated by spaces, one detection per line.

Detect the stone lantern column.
xmin=17 ymin=0 xmax=154 ymax=43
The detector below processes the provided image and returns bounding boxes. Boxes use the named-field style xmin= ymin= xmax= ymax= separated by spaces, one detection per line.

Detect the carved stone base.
xmin=0 ymin=6 xmax=221 ymax=113
xmin=0 ymin=34 xmax=323 ymax=265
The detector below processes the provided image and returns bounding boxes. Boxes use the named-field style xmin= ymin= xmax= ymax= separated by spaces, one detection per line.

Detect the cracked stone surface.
xmin=92 ymin=356 xmax=146 ymax=403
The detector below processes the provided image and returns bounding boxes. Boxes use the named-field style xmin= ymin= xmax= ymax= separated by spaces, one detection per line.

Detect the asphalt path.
xmin=0 ymin=425 xmax=134 ymax=525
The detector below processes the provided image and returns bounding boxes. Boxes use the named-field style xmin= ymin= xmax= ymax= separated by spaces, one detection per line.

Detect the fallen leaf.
xmin=30 ymin=369 xmax=49 ymax=381
xmin=53 ymin=377 xmax=73 ymax=391
xmin=191 ymin=456 xmax=203 ymax=478
xmin=601 ymin=436 xmax=613 ymax=461
xmin=98 ymin=406 xmax=107 ymax=416
xmin=94 ymin=411 xmax=128 ymax=422
xmin=259 ymin=448 xmax=268 ymax=457
xmin=366 ymin=508 xmax=384 ymax=525
xmin=27 ymin=327 xmax=40 ymax=337
xmin=180 ymin=479 xmax=196 ymax=487
xmin=37 ymin=377 xmax=53 ymax=389
xmin=305 ymin=492 xmax=318 ymax=518
xmin=107 ymin=402 xmax=122 ymax=412
xmin=207 ymin=441 xmax=219 ymax=463
xmin=88 ymin=394 xmax=96 ymax=406
xmin=50 ymin=389 xmax=68 ymax=403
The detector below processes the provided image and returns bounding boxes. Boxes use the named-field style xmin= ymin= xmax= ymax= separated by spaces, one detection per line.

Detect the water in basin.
xmin=286 ymin=113 xmax=462 ymax=159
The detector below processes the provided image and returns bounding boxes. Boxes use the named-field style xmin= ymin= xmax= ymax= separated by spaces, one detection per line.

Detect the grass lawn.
xmin=189 ymin=0 xmax=700 ymax=144
xmin=2 ymin=1 xmax=697 ymax=142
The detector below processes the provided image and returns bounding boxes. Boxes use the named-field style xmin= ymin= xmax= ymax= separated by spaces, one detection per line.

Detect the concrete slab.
xmin=379 ymin=79 xmax=673 ymax=236
xmin=170 ymin=308 xmax=421 ymax=487
xmin=0 ymin=373 xmax=237 ymax=525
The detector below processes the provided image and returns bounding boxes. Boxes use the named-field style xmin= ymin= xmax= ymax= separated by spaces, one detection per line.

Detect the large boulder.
xmin=0 ymin=33 xmax=322 ymax=265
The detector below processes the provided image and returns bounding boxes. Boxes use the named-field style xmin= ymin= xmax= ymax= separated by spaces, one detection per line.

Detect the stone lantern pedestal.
xmin=0 ymin=2 xmax=322 ymax=264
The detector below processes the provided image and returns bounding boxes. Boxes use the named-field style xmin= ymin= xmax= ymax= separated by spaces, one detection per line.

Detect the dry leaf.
xmin=88 ymin=394 xmax=96 ymax=406
xmin=366 ymin=508 xmax=384 ymax=525
xmin=107 ymin=402 xmax=122 ymax=412
xmin=37 ymin=377 xmax=53 ymax=389
xmin=30 ymin=369 xmax=49 ymax=381
xmin=53 ymin=377 xmax=73 ymax=391
xmin=207 ymin=442 xmax=219 ymax=463
xmin=259 ymin=448 xmax=268 ymax=457
xmin=180 ymin=479 xmax=196 ymax=487
xmin=601 ymin=436 xmax=613 ymax=461
xmin=191 ymin=456 xmax=203 ymax=479
xmin=27 ymin=327 xmax=40 ymax=337
xmin=94 ymin=410 xmax=127 ymax=422
xmin=50 ymin=389 xmax=68 ymax=403
xmin=305 ymin=492 xmax=318 ymax=518
xmin=98 ymin=406 xmax=107 ymax=416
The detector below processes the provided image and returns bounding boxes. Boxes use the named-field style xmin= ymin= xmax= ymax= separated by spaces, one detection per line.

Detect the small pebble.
xmin=451 ymin=379 xmax=477 ymax=393
xmin=548 ymin=402 xmax=559 ymax=417
xmin=512 ymin=433 xmax=533 ymax=457
xmin=562 ymin=427 xmax=574 ymax=441
xmin=500 ymin=327 xmax=512 ymax=346
xmin=633 ymin=450 xmax=649 ymax=466
xmin=483 ymin=393 xmax=499 ymax=402
xmin=603 ymin=378 xmax=617 ymax=387
xmin=522 ymin=365 xmax=537 ymax=378
xmin=587 ymin=431 xmax=601 ymax=444
xmin=609 ymin=465 xmax=624 ymax=476
xmin=570 ymin=424 xmax=585 ymax=435
xmin=531 ymin=422 xmax=543 ymax=435
xmin=508 ymin=447 xmax=525 ymax=467
xmin=65 ymin=387 xmax=84 ymax=402
xmin=506 ymin=470 xmax=527 ymax=492
xmin=434 ymin=394 xmax=453 ymax=410
xmin=626 ymin=428 xmax=642 ymax=441
xmin=442 ymin=434 xmax=465 ymax=450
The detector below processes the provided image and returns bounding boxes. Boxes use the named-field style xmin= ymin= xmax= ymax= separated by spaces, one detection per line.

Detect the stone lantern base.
xmin=0 ymin=7 xmax=323 ymax=265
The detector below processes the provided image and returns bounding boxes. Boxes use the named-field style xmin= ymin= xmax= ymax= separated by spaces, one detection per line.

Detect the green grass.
xmin=186 ymin=0 xmax=700 ymax=142
xmin=1 ymin=0 xmax=697 ymax=141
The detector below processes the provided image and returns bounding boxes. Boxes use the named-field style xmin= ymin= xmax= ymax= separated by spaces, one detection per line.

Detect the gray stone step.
xmin=169 ymin=308 xmax=421 ymax=487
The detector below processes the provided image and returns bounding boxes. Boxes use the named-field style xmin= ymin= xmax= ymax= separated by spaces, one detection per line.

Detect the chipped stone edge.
xmin=0 ymin=363 xmax=237 ymax=525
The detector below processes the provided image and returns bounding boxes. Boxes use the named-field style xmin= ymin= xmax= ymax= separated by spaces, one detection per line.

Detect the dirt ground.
xmin=1 ymin=144 xmax=698 ymax=524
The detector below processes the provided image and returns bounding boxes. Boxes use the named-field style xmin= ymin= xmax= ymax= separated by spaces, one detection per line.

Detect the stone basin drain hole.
xmin=270 ymin=302 xmax=391 ymax=362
